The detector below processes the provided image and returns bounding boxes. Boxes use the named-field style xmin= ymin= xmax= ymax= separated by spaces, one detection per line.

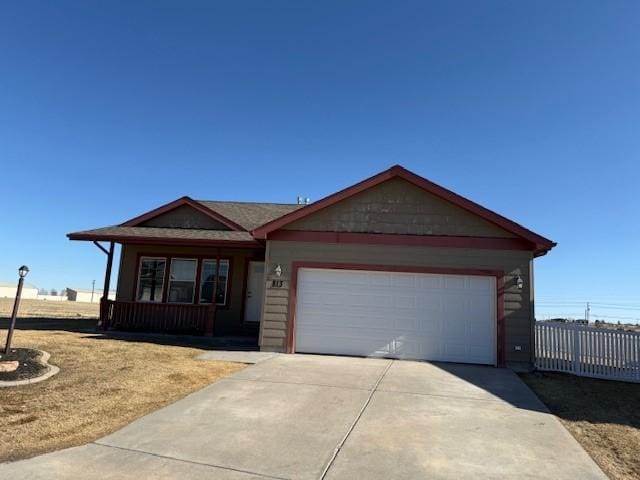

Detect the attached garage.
xmin=253 ymin=165 xmax=556 ymax=370
xmin=294 ymin=267 xmax=498 ymax=365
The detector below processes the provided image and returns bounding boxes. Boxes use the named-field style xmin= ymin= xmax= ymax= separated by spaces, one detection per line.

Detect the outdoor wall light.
xmin=18 ymin=265 xmax=29 ymax=278
xmin=516 ymin=275 xmax=524 ymax=290
xmin=274 ymin=264 xmax=282 ymax=277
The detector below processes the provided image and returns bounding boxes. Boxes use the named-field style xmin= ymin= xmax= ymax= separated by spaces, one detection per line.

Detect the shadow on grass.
xmin=0 ymin=316 xmax=258 ymax=352
xmin=520 ymin=371 xmax=640 ymax=429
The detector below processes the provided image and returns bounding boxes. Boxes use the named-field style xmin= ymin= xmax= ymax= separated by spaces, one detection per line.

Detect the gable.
xmin=139 ymin=204 xmax=231 ymax=230
xmin=283 ymin=178 xmax=515 ymax=238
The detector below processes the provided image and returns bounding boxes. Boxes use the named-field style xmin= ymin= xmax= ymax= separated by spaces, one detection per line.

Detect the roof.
xmin=67 ymin=287 xmax=116 ymax=294
xmin=68 ymin=226 xmax=259 ymax=247
xmin=67 ymin=165 xmax=555 ymax=255
xmin=252 ymin=165 xmax=556 ymax=255
xmin=0 ymin=281 xmax=37 ymax=289
xmin=197 ymin=201 xmax=303 ymax=231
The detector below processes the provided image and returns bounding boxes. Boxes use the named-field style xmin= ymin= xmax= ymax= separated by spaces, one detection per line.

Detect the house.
xmin=0 ymin=281 xmax=39 ymax=300
xmin=66 ymin=288 xmax=116 ymax=303
xmin=68 ymin=165 xmax=555 ymax=369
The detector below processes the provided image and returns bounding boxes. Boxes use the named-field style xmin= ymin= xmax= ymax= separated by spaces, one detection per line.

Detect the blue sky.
xmin=1 ymin=1 xmax=638 ymax=321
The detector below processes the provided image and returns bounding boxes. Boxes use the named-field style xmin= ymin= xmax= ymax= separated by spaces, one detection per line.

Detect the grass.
xmin=0 ymin=327 xmax=245 ymax=462
xmin=521 ymin=372 xmax=640 ymax=480
xmin=0 ymin=298 xmax=99 ymax=319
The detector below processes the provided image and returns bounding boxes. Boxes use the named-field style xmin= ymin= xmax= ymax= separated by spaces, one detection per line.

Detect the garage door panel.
xmin=391 ymin=274 xmax=417 ymax=288
xmin=393 ymin=296 xmax=416 ymax=308
xmin=295 ymin=268 xmax=496 ymax=365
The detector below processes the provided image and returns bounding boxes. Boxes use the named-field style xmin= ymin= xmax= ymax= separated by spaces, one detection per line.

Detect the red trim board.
xmin=269 ymin=230 xmax=534 ymax=251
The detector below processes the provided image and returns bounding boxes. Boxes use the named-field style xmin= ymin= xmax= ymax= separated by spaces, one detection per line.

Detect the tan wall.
xmin=285 ymin=178 xmax=515 ymax=238
xmin=117 ymin=244 xmax=263 ymax=333
xmin=260 ymin=240 xmax=534 ymax=368
xmin=140 ymin=205 xmax=230 ymax=230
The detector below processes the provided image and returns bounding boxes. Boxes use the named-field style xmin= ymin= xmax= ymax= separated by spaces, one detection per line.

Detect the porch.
xmin=100 ymin=299 xmax=216 ymax=335
xmin=71 ymin=239 xmax=266 ymax=338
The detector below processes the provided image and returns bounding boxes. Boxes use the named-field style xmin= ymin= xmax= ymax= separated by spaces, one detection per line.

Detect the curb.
xmin=0 ymin=350 xmax=60 ymax=388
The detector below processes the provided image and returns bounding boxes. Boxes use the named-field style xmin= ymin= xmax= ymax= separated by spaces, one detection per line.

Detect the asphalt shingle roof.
xmin=68 ymin=199 xmax=304 ymax=244
xmin=69 ymin=226 xmax=256 ymax=243
xmin=197 ymin=201 xmax=303 ymax=231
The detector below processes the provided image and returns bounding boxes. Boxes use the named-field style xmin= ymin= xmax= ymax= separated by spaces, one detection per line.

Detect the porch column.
xmin=100 ymin=242 xmax=115 ymax=331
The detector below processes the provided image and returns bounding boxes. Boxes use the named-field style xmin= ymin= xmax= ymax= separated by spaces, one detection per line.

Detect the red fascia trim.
xmin=269 ymin=230 xmax=534 ymax=251
xmin=395 ymin=168 xmax=555 ymax=251
xmin=286 ymin=261 xmax=506 ymax=367
xmin=67 ymin=233 xmax=261 ymax=248
xmin=252 ymin=165 xmax=555 ymax=253
xmin=121 ymin=196 xmax=246 ymax=232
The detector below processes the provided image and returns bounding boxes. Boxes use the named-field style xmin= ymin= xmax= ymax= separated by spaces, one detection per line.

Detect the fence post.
xmin=572 ymin=323 xmax=581 ymax=376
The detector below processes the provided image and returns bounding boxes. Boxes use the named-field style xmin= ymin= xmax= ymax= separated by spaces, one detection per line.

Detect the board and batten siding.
xmin=259 ymin=241 xmax=534 ymax=367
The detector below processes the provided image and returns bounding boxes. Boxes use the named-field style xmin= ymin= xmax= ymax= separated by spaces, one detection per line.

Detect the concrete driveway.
xmin=1 ymin=354 xmax=606 ymax=480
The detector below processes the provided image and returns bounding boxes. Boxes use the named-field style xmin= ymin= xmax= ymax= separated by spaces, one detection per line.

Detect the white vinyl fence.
xmin=535 ymin=322 xmax=640 ymax=383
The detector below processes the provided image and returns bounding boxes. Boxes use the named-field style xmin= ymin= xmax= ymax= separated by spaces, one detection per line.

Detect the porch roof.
xmin=67 ymin=226 xmax=261 ymax=247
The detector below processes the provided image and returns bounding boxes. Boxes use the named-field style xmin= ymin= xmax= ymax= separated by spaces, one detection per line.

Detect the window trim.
xmin=136 ymin=256 xmax=167 ymax=303
xmin=166 ymin=257 xmax=198 ymax=304
xmin=132 ymin=253 xmax=232 ymax=308
xmin=199 ymin=258 xmax=230 ymax=306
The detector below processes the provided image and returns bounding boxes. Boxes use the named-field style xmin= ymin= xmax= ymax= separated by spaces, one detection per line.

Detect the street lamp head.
xmin=18 ymin=265 xmax=29 ymax=278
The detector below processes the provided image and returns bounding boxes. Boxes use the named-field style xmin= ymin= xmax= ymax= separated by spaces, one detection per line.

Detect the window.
xmin=137 ymin=257 xmax=166 ymax=302
xmin=167 ymin=258 xmax=197 ymax=303
xmin=199 ymin=259 xmax=230 ymax=305
xmin=135 ymin=256 xmax=231 ymax=305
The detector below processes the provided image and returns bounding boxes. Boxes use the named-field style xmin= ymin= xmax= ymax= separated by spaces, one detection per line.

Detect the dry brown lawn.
xmin=0 ymin=298 xmax=99 ymax=319
xmin=521 ymin=372 xmax=640 ymax=480
xmin=0 ymin=328 xmax=245 ymax=462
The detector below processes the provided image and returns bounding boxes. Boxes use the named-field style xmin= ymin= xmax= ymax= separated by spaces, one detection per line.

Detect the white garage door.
xmin=294 ymin=268 xmax=496 ymax=365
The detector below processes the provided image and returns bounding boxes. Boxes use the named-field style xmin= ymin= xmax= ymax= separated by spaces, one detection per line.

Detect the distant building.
xmin=0 ymin=281 xmax=39 ymax=299
xmin=66 ymin=288 xmax=116 ymax=303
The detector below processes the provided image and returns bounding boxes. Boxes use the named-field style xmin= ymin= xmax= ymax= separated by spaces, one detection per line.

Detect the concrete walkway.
xmin=0 ymin=354 xmax=607 ymax=479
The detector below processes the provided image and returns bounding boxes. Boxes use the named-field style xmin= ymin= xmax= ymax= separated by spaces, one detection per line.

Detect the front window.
xmin=200 ymin=259 xmax=230 ymax=305
xmin=137 ymin=257 xmax=166 ymax=302
xmin=167 ymin=258 xmax=197 ymax=303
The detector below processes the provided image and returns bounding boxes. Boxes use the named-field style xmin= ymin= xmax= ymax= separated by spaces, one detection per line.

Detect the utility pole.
xmin=91 ymin=279 xmax=96 ymax=303
xmin=585 ymin=302 xmax=590 ymax=323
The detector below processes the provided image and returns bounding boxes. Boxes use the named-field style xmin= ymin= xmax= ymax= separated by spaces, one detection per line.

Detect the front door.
xmin=244 ymin=261 xmax=265 ymax=322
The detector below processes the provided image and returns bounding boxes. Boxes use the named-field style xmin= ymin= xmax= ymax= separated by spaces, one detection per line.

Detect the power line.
xmin=537 ymin=302 xmax=640 ymax=309
xmin=537 ymin=312 xmax=640 ymax=321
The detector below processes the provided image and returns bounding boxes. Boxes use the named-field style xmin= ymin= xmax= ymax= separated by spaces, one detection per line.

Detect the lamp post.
xmin=4 ymin=265 xmax=29 ymax=354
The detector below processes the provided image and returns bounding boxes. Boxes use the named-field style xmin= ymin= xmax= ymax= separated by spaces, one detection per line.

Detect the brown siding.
xmin=140 ymin=204 xmax=231 ymax=230
xmin=117 ymin=244 xmax=263 ymax=335
xmin=260 ymin=240 xmax=533 ymax=368
xmin=284 ymin=178 xmax=515 ymax=238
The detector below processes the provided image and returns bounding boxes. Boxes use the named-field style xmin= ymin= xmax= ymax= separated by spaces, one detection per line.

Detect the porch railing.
xmin=100 ymin=299 xmax=215 ymax=335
